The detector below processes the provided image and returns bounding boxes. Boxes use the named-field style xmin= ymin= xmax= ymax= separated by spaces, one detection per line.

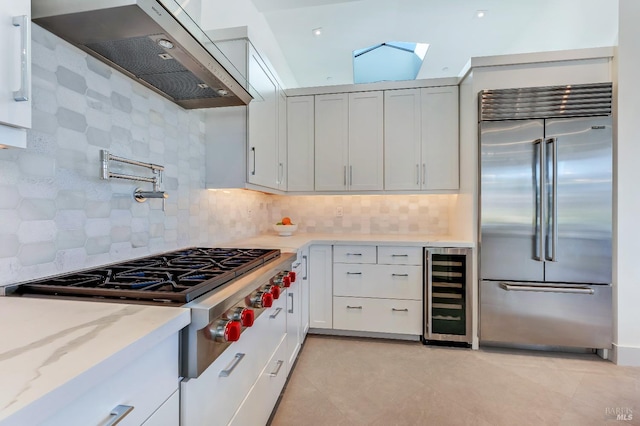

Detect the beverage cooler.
xmin=422 ymin=247 xmax=472 ymax=345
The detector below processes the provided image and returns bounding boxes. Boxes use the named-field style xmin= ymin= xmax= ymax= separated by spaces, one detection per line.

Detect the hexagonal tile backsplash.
xmin=0 ymin=25 xmax=452 ymax=287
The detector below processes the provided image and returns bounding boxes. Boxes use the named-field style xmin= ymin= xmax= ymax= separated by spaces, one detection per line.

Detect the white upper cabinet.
xmin=314 ymin=93 xmax=349 ymax=191
xmin=247 ymin=44 xmax=279 ymax=188
xmin=0 ymin=0 xmax=31 ymax=148
xmin=384 ymin=86 xmax=459 ymax=191
xmin=384 ymin=88 xmax=422 ymax=190
xmin=314 ymin=91 xmax=383 ymax=191
xmin=276 ymin=89 xmax=288 ymax=190
xmin=421 ymin=86 xmax=459 ymax=190
xmin=348 ymin=91 xmax=384 ymax=191
xmin=287 ymin=96 xmax=315 ymax=191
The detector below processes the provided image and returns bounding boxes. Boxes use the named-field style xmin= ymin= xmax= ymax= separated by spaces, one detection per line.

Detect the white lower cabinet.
xmin=309 ymin=244 xmax=333 ymax=329
xmin=180 ymin=295 xmax=287 ymax=426
xmin=40 ymin=334 xmax=180 ymax=426
xmin=228 ymin=336 xmax=288 ymax=426
xmin=328 ymin=245 xmax=424 ymax=337
xmin=333 ymin=297 xmax=423 ymax=335
xmin=141 ymin=390 xmax=179 ymax=426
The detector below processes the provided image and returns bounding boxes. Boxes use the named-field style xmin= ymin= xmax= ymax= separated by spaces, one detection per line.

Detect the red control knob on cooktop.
xmin=289 ymin=271 xmax=297 ymax=282
xmin=270 ymin=285 xmax=280 ymax=299
xmin=240 ymin=308 xmax=255 ymax=327
xmin=224 ymin=320 xmax=242 ymax=342
xmin=283 ymin=276 xmax=291 ymax=288
xmin=262 ymin=292 xmax=274 ymax=308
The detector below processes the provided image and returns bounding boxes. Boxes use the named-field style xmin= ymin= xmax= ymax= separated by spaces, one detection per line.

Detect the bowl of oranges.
xmin=273 ymin=217 xmax=298 ymax=236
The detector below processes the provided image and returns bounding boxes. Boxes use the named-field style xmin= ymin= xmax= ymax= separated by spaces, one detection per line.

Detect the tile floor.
xmin=270 ymin=335 xmax=640 ymax=426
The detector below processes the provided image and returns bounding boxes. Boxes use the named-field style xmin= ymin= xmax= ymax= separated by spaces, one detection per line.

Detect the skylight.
xmin=353 ymin=42 xmax=429 ymax=84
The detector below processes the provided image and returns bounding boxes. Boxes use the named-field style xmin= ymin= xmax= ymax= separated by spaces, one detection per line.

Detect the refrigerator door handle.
xmin=533 ymin=139 xmax=544 ymax=261
xmin=546 ymin=137 xmax=558 ymax=262
xmin=499 ymin=282 xmax=594 ymax=295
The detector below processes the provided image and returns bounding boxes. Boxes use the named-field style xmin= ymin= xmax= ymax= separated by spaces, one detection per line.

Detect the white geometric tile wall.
xmin=270 ymin=194 xmax=451 ymax=235
xmin=0 ymin=26 xmax=272 ymax=286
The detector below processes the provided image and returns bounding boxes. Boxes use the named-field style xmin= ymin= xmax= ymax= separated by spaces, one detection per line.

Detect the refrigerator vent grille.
xmin=479 ymin=82 xmax=612 ymax=121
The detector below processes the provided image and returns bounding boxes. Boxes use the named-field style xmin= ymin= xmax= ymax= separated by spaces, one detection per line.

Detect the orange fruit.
xmin=281 ymin=217 xmax=292 ymax=225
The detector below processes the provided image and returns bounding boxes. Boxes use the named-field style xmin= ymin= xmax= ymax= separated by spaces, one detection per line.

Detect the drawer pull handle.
xmin=499 ymin=282 xmax=595 ymax=295
xmin=220 ymin=353 xmax=245 ymax=377
xmin=391 ymin=273 xmax=409 ymax=277
xmin=346 ymin=305 xmax=363 ymax=310
xmin=392 ymin=308 xmax=409 ymax=312
xmin=391 ymin=254 xmax=409 ymax=257
xmin=346 ymin=272 xmax=362 ymax=275
xmin=288 ymin=292 xmax=294 ymax=314
xmin=105 ymin=405 xmax=134 ymax=426
xmin=269 ymin=360 xmax=285 ymax=377
xmin=270 ymin=307 xmax=283 ymax=319
xmin=346 ymin=253 xmax=362 ymax=256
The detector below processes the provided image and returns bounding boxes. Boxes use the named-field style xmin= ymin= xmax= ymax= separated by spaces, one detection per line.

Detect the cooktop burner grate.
xmin=14 ymin=248 xmax=280 ymax=304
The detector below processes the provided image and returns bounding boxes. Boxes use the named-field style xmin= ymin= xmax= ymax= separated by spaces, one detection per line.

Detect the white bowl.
xmin=273 ymin=224 xmax=298 ymax=236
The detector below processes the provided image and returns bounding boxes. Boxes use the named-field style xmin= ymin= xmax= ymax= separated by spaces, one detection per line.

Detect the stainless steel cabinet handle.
xmin=546 ymin=137 xmax=558 ymax=262
xmin=270 ymin=307 xmax=283 ymax=319
xmin=346 ymin=253 xmax=362 ymax=256
xmin=105 ymin=405 xmax=134 ymax=426
xmin=499 ymin=282 xmax=594 ymax=295
xmin=392 ymin=308 xmax=409 ymax=312
xmin=346 ymin=272 xmax=362 ymax=275
xmin=251 ymin=147 xmax=256 ymax=175
xmin=422 ymin=163 xmax=426 ymax=185
xmin=278 ymin=162 xmax=284 ymax=184
xmin=269 ymin=360 xmax=285 ymax=377
xmin=533 ymin=138 xmax=544 ymax=261
xmin=346 ymin=305 xmax=362 ymax=309
xmin=288 ymin=292 xmax=294 ymax=314
xmin=12 ymin=15 xmax=30 ymax=102
xmin=219 ymin=353 xmax=246 ymax=377
xmin=391 ymin=273 xmax=409 ymax=277
xmin=302 ymin=255 xmax=308 ymax=280
xmin=391 ymin=254 xmax=409 ymax=257
xmin=293 ymin=262 xmax=301 ymax=268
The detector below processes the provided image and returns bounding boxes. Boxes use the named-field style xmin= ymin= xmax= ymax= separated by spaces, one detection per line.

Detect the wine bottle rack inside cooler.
xmin=431 ymin=255 xmax=466 ymax=335
xmin=423 ymin=247 xmax=472 ymax=345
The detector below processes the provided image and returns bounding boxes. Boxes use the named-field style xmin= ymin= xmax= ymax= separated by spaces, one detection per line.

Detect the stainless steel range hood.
xmin=32 ymin=0 xmax=253 ymax=109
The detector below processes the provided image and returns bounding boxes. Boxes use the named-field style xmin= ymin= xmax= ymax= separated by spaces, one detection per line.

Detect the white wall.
xmin=613 ymin=0 xmax=640 ymax=366
xmin=199 ymin=0 xmax=298 ymax=88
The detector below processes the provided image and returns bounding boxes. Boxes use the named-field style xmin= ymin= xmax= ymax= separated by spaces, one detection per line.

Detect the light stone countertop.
xmin=227 ymin=232 xmax=475 ymax=253
xmin=0 ymin=297 xmax=190 ymax=425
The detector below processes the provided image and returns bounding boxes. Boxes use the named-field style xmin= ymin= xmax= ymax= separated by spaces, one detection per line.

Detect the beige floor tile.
xmin=270 ymin=336 xmax=640 ymax=426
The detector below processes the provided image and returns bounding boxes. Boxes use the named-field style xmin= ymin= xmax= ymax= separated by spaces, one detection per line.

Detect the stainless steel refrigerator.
xmin=478 ymin=83 xmax=613 ymax=350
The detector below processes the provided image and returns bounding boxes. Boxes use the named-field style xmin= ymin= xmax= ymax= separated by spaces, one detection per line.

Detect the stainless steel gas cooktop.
xmin=8 ymin=247 xmax=280 ymax=305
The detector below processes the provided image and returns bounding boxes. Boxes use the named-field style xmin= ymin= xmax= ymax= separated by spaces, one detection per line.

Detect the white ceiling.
xmin=250 ymin=0 xmax=619 ymax=88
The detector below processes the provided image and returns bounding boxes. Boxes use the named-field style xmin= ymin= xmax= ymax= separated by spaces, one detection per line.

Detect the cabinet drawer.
xmin=333 ymin=245 xmax=376 ymax=264
xmin=142 ymin=390 xmax=179 ymax=426
xmin=333 ymin=297 xmax=422 ymax=335
xmin=41 ymin=334 xmax=179 ymax=426
xmin=378 ymin=246 xmax=422 ymax=265
xmin=229 ymin=336 xmax=288 ymax=426
xmin=334 ymin=264 xmax=422 ymax=300
xmin=181 ymin=296 xmax=286 ymax=426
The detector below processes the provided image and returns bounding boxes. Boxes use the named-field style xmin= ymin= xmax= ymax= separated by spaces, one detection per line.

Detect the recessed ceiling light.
xmin=476 ymin=10 xmax=487 ymax=18
xmin=312 ymin=27 xmax=323 ymax=37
